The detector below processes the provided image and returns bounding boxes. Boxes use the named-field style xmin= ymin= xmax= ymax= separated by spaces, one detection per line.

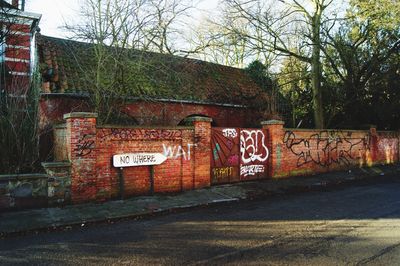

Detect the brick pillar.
xmin=369 ymin=124 xmax=378 ymax=165
xmin=185 ymin=116 xmax=212 ymax=189
xmin=398 ymin=130 xmax=400 ymax=164
xmin=261 ymin=120 xmax=285 ymax=178
xmin=64 ymin=112 xmax=98 ymax=203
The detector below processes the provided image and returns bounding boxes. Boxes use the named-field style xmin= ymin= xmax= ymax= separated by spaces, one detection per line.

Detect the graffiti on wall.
xmin=211 ymin=128 xmax=269 ymax=183
xmin=211 ymin=128 xmax=240 ymax=183
xmin=74 ymin=134 xmax=95 ymax=157
xmin=222 ymin=128 xmax=238 ymax=138
xmin=228 ymin=154 xmax=239 ymax=165
xmin=98 ymin=128 xmax=183 ymax=141
xmin=378 ymin=138 xmax=398 ymax=164
xmin=240 ymin=130 xmax=269 ymax=164
xmin=162 ymin=143 xmax=197 ymax=160
xmin=240 ymin=130 xmax=269 ymax=178
xmin=240 ymin=165 xmax=265 ymax=177
xmin=213 ymin=167 xmax=234 ymax=180
xmin=283 ymin=130 xmax=370 ymax=167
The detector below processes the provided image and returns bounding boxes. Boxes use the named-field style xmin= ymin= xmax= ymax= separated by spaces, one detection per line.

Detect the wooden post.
xmin=118 ymin=167 xmax=125 ymax=200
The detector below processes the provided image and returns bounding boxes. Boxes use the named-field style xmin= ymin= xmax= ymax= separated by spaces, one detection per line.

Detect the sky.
xmin=25 ymin=0 xmax=79 ymax=38
xmin=25 ymin=0 xmax=220 ymax=38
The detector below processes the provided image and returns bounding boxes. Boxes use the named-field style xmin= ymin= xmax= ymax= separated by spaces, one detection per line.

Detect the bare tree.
xmin=66 ymin=0 xmax=197 ymax=53
xmin=204 ymin=0 xmax=342 ymax=128
xmin=188 ymin=4 xmax=277 ymax=68
xmin=64 ymin=0 xmax=199 ymax=124
xmin=141 ymin=0 xmax=198 ymax=54
xmin=189 ymin=18 xmax=250 ymax=67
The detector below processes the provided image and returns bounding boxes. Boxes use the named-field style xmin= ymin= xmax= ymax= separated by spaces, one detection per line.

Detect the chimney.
xmin=11 ymin=0 xmax=24 ymax=10
xmin=11 ymin=0 xmax=18 ymax=8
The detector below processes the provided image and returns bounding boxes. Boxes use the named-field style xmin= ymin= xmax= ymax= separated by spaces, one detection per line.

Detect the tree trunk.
xmin=311 ymin=47 xmax=324 ymax=129
xmin=311 ymin=9 xmax=325 ymax=129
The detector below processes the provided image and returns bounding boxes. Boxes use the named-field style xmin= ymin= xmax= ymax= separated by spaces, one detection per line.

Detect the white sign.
xmin=113 ymin=153 xmax=167 ymax=168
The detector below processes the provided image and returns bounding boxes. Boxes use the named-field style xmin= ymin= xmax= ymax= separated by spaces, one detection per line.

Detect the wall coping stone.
xmin=284 ymin=128 xmax=370 ymax=133
xmin=53 ymin=123 xmax=67 ymax=129
xmin=63 ymin=112 xmax=98 ymax=120
xmin=98 ymin=125 xmax=193 ymax=130
xmin=184 ymin=116 xmax=213 ymax=123
xmin=261 ymin=120 xmax=285 ymax=125
xmin=0 ymin=173 xmax=48 ymax=182
xmin=42 ymin=162 xmax=72 ymax=169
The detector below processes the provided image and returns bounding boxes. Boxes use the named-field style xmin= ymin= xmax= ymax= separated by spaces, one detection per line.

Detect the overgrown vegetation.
xmin=0 ymin=3 xmax=41 ymax=174
xmin=0 ymin=70 xmax=41 ymax=174
xmin=64 ymin=0 xmax=199 ymax=125
xmin=66 ymin=0 xmax=400 ymax=129
xmin=188 ymin=0 xmax=400 ymax=129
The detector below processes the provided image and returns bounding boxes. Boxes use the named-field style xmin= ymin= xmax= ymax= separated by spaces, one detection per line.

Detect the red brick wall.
xmin=373 ymin=131 xmax=399 ymax=164
xmin=39 ymin=96 xmax=91 ymax=130
xmin=3 ymin=23 xmax=32 ymax=93
xmin=39 ymin=96 xmax=263 ymax=168
xmin=122 ymin=101 xmax=260 ymax=127
xmin=210 ymin=128 xmax=270 ymax=184
xmin=263 ymin=121 xmax=400 ymax=178
xmin=39 ymin=96 xmax=263 ymax=129
xmin=64 ymin=113 xmax=98 ymax=203
xmin=54 ymin=116 xmax=400 ymax=204
xmin=59 ymin=113 xmax=212 ymax=203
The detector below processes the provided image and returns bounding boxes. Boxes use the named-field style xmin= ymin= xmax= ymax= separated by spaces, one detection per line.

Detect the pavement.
xmin=1 ymin=164 xmax=400 ymax=237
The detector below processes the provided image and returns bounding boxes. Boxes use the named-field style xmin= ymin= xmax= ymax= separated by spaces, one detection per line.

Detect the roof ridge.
xmin=38 ymin=35 xmax=247 ymax=72
xmin=37 ymin=34 xmax=267 ymax=107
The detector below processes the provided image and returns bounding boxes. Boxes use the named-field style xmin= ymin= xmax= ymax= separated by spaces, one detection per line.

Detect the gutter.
xmin=40 ymin=93 xmax=249 ymax=109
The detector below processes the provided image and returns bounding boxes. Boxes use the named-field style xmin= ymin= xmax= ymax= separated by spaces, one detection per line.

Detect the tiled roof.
xmin=37 ymin=35 xmax=269 ymax=106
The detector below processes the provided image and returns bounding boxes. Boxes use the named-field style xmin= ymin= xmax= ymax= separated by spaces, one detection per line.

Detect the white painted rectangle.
xmin=113 ymin=153 xmax=167 ymax=168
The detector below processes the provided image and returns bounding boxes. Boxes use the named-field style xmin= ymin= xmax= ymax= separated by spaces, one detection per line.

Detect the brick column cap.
xmin=261 ymin=120 xmax=285 ymax=126
xmin=63 ymin=112 xmax=98 ymax=120
xmin=184 ymin=116 xmax=213 ymax=123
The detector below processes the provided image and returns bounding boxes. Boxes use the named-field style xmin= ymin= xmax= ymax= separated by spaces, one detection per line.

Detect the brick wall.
xmin=55 ymin=112 xmax=212 ymax=203
xmin=39 ymin=95 xmax=263 ymax=130
xmin=263 ymin=121 xmax=399 ymax=178
xmin=52 ymin=115 xmax=400 ymax=204
xmin=3 ymin=23 xmax=33 ymax=93
xmin=38 ymin=95 xmax=264 ymax=162
xmin=122 ymin=100 xmax=260 ymax=127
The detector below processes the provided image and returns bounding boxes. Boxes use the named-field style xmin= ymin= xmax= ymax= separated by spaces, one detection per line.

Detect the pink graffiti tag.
xmin=227 ymin=154 xmax=239 ymax=165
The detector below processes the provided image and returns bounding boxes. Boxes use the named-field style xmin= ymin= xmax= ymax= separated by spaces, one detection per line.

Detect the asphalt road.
xmin=1 ymin=179 xmax=400 ymax=265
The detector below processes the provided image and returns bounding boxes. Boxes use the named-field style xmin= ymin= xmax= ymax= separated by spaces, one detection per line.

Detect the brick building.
xmin=0 ymin=0 xmax=40 ymax=93
xmin=36 ymin=35 xmax=274 ymax=128
xmin=1 ymin=0 xmax=275 ymax=127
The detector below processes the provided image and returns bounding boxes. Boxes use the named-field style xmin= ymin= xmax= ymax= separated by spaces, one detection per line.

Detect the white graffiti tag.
xmin=240 ymin=165 xmax=265 ymax=177
xmin=240 ymin=130 xmax=269 ymax=164
xmin=162 ymin=143 xmax=197 ymax=160
xmin=222 ymin=128 xmax=238 ymax=138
